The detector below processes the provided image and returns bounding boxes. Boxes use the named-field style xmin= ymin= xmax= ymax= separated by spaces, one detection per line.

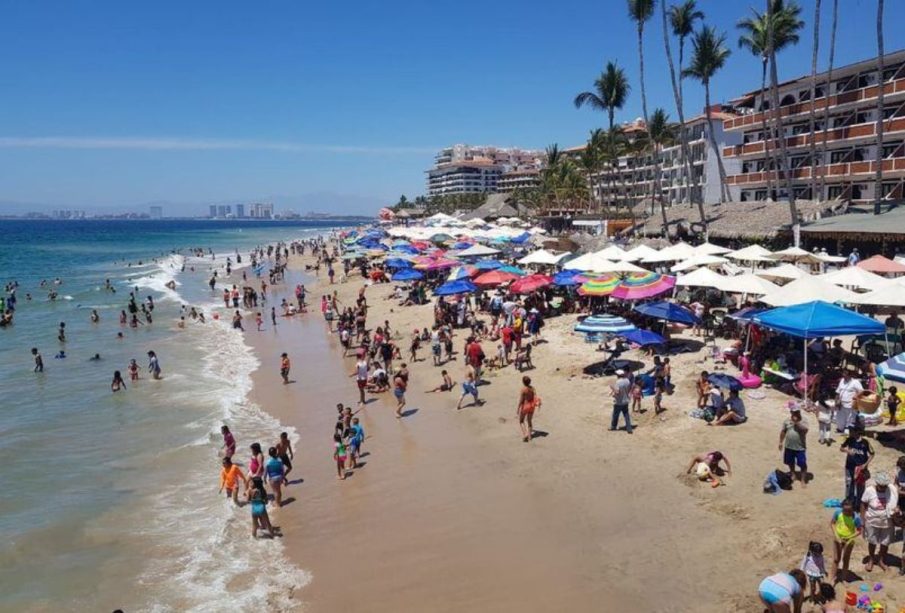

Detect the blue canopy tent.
xmin=728 ymin=307 xmax=768 ymax=322
xmin=633 ymin=301 xmax=700 ymax=326
xmin=510 ymin=232 xmax=531 ymax=245
xmin=385 ymin=257 xmax=413 ymax=269
xmin=434 ymin=279 xmax=477 ymax=296
xmin=620 ymin=328 xmax=666 ymax=347
xmin=474 ymin=259 xmax=504 ymax=271
xmin=391 ymin=269 xmax=424 ymax=282
xmin=754 ymin=301 xmax=885 ymax=400
xmin=878 ymin=352 xmax=905 ymax=384
xmin=574 ymin=314 xmax=636 ymax=335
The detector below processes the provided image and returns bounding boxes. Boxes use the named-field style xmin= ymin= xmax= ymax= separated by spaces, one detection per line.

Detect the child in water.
xmin=333 ymin=432 xmax=348 ymax=480
xmin=111 ymin=370 xmax=126 ymax=392
xmin=128 ymin=359 xmax=139 ymax=380
xmin=248 ymin=488 xmax=276 ymax=538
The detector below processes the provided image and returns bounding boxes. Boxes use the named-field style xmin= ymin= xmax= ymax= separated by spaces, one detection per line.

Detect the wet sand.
xmin=243 ymin=253 xmax=905 ymax=612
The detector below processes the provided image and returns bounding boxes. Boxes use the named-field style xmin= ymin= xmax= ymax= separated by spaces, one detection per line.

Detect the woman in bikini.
xmin=517 ymin=376 xmax=540 ymax=443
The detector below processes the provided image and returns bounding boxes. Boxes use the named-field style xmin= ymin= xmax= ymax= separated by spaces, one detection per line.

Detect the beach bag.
xmin=774 ymin=469 xmax=793 ymax=490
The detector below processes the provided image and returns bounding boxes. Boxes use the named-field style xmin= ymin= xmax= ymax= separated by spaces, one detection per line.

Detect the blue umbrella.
xmin=392 ymin=269 xmax=423 ymax=282
xmin=452 ymin=241 xmax=473 ymax=250
xmin=553 ymin=270 xmax=582 ymax=287
xmin=633 ymin=301 xmax=700 ymax=326
xmin=497 ymin=265 xmax=526 ymax=276
xmin=574 ymin=314 xmax=636 ymax=334
xmin=708 ymin=373 xmax=743 ymax=392
xmin=385 ymin=257 xmax=413 ymax=269
xmin=474 ymin=259 xmax=504 ymax=271
xmin=510 ymin=232 xmax=531 ymax=244
xmin=434 ymin=279 xmax=477 ymax=296
xmin=619 ymin=329 xmax=666 ymax=346
xmin=394 ymin=244 xmax=421 ymax=255
xmin=878 ymin=352 xmax=905 ymax=384
xmin=728 ymin=307 xmax=768 ymax=322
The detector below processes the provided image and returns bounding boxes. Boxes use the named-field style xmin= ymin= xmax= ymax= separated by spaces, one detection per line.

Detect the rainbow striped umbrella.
xmin=611 ymin=272 xmax=676 ymax=300
xmin=577 ymin=274 xmax=621 ymax=297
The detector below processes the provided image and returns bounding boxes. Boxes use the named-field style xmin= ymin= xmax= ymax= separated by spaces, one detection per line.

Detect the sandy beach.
xmin=243 ymin=250 xmax=905 ymax=612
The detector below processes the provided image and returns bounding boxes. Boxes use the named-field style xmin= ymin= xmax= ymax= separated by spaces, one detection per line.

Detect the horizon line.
xmin=0 ymin=136 xmax=437 ymax=155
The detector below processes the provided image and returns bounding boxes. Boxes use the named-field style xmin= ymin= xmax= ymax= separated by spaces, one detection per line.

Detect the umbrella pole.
xmin=803 ymin=338 xmax=808 ymax=403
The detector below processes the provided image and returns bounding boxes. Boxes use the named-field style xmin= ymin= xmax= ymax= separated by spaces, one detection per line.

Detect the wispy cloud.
xmin=0 ymin=136 xmax=435 ymax=155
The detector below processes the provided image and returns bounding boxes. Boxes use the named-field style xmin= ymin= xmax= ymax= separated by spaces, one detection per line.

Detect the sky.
xmin=0 ymin=0 xmax=902 ymax=215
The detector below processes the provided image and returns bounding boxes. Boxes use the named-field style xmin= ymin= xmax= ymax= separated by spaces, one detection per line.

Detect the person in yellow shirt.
xmin=828 ymin=498 xmax=862 ymax=583
xmin=218 ymin=457 xmax=248 ymax=505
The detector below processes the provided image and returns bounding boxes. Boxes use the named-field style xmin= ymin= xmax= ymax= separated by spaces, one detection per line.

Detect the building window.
xmin=827 ymin=185 xmax=845 ymax=200
xmin=883 ymin=142 xmax=904 ymax=158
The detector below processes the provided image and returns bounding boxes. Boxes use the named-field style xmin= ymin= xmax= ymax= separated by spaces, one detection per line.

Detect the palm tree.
xmin=874 ymin=0 xmax=885 ymax=215
xmin=666 ymin=1 xmax=704 ymax=205
xmin=628 ymin=0 xmax=656 ymax=211
xmin=574 ymin=61 xmax=631 ymax=133
xmin=807 ymin=0 xmax=821 ymax=201
xmin=764 ymin=0 xmax=804 ymax=241
xmin=683 ymin=26 xmax=732 ymax=204
xmin=645 ymin=108 xmax=677 ymax=231
xmin=819 ymin=0 xmax=839 ymax=201
xmin=579 ymin=134 xmax=603 ymax=213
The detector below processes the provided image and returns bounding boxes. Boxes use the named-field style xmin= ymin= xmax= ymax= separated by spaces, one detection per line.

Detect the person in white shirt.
xmin=835 ymin=372 xmax=864 ymax=433
xmin=861 ymin=472 xmax=899 ymax=572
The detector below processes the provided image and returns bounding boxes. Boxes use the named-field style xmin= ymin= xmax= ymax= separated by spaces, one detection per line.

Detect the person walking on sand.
xmin=457 ymin=366 xmax=481 ymax=410
xmin=828 ymin=498 xmax=862 ymax=583
xmin=271 ymin=306 xmax=277 ymax=328
xmin=861 ymin=471 xmax=898 ymax=572
xmin=393 ymin=371 xmax=407 ymax=418
xmin=517 ymin=376 xmax=540 ymax=442
xmin=218 ymin=456 xmax=248 ymax=505
xmin=333 ymin=432 xmax=348 ymax=480
xmin=280 ymin=353 xmax=291 ymax=384
xmin=352 ymin=354 xmax=368 ymax=406
xmin=609 ymin=370 xmax=633 ymax=434
xmin=780 ymin=407 xmax=809 ymax=489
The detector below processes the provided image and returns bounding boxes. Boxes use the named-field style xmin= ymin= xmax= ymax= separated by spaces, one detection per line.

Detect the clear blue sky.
xmin=0 ymin=0 xmax=901 ymax=215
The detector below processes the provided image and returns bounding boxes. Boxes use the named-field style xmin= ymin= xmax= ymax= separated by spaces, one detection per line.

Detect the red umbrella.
xmin=510 ymin=273 xmax=553 ymax=294
xmin=473 ymin=270 xmax=520 ymax=287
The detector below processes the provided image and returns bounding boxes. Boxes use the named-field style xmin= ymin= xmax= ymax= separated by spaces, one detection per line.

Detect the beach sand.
xmin=242 ymin=252 xmax=905 ymax=612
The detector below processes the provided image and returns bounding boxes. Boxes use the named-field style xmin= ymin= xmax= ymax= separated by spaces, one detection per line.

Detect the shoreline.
xmin=241 ymin=244 xmax=905 ymax=612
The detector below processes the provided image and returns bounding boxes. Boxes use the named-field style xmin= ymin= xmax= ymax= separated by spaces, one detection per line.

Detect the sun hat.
xmin=615 ymin=369 xmax=625 ymax=376
xmin=875 ymin=472 xmax=891 ymax=486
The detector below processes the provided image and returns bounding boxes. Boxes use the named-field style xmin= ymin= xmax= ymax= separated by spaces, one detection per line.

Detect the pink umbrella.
xmin=473 ymin=270 xmax=520 ymax=287
xmin=857 ymin=255 xmax=905 ymax=274
xmin=510 ymin=273 xmax=553 ymax=294
xmin=610 ymin=272 xmax=676 ymax=300
xmin=416 ymin=258 xmax=459 ymax=271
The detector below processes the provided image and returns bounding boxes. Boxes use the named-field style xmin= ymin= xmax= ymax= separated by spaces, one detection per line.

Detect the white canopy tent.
xmin=851 ymin=283 xmax=905 ymax=307
xmin=759 ymin=275 xmax=860 ymax=307
xmin=718 ymin=273 xmax=780 ymax=295
xmin=517 ymin=249 xmax=572 ymax=266
xmin=622 ymin=244 xmax=660 ymax=262
xmin=670 ymin=254 xmax=729 ymax=273
xmin=675 ymin=267 xmax=727 ymax=289
xmin=726 ymin=244 xmax=774 ymax=263
xmin=817 ymin=266 xmax=893 ymax=292
xmin=455 ymin=244 xmax=501 ymax=258
xmin=693 ymin=242 xmax=732 ymax=256
xmin=770 ymin=246 xmax=823 ymax=264
xmin=755 ymin=263 xmax=808 ymax=281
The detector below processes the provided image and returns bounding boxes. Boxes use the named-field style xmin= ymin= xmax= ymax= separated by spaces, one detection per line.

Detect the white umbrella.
xmin=815 ymin=252 xmax=847 ymax=264
xmin=759 ymin=275 xmax=860 ymax=307
xmin=670 ymin=254 xmax=729 ymax=273
xmin=563 ymin=252 xmax=602 ymax=271
xmin=456 ymin=244 xmax=501 ymax=257
xmin=517 ymin=249 xmax=572 ymax=266
xmin=726 ymin=244 xmax=774 ymax=262
xmin=851 ymin=283 xmax=905 ymax=307
xmin=718 ymin=273 xmax=780 ymax=295
xmin=693 ymin=242 xmax=732 ymax=256
xmin=642 ymin=241 xmax=695 ymax=263
xmin=770 ymin=246 xmax=823 ymax=264
xmin=594 ymin=245 xmax=628 ymax=260
xmin=755 ymin=263 xmax=808 ymax=281
xmin=605 ymin=260 xmax=648 ymax=273
xmin=817 ymin=267 xmax=893 ymax=292
xmin=622 ymin=244 xmax=660 ymax=262
xmin=675 ymin=267 xmax=727 ymax=289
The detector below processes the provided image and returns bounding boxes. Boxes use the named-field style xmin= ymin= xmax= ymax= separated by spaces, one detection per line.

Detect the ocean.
xmin=0 ymin=219 xmax=347 ymax=612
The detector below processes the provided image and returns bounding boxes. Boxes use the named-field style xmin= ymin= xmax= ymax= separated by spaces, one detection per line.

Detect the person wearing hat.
xmin=609 ymin=369 xmax=633 ymax=434
xmin=848 ymin=248 xmax=860 ymax=267
xmin=861 ymin=471 xmax=899 ymax=572
xmin=779 ymin=407 xmax=809 ymax=489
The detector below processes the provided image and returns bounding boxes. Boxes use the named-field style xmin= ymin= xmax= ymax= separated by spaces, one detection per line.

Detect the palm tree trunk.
xmin=704 ymin=82 xmax=729 ymax=205
xmin=874 ymin=0 xmax=885 ymax=215
xmin=766 ymin=0 xmax=800 ymax=244
xmin=759 ymin=60 xmax=775 ymax=199
xmin=637 ymin=24 xmax=653 ymax=217
xmin=808 ymin=0 xmax=822 ymax=201
xmin=819 ymin=0 xmax=839 ymax=201
xmin=656 ymin=144 xmax=669 ymax=234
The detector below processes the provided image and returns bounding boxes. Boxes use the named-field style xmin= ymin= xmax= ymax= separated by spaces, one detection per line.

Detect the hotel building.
xmin=722 ymin=50 xmax=905 ymax=204
xmin=426 ymin=145 xmax=544 ymax=197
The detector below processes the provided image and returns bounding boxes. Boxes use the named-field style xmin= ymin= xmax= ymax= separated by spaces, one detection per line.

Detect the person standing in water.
xmin=31 ymin=347 xmax=43 ymax=373
xmin=280 ymin=353 xmax=290 ymax=384
xmin=218 ymin=457 xmax=248 ymax=505
xmin=147 ymin=351 xmax=161 ymax=380
xmin=58 ymin=322 xmax=66 ymax=343
xmin=221 ymin=425 xmax=236 ymax=459
xmin=111 ymin=370 xmax=126 ymax=392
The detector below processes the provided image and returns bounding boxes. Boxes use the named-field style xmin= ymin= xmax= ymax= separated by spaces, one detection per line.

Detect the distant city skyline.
xmin=0 ymin=1 xmax=902 ymax=212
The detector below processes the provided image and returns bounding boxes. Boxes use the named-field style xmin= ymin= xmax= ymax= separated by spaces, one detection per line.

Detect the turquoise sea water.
xmin=0 ymin=219 xmax=343 ymax=611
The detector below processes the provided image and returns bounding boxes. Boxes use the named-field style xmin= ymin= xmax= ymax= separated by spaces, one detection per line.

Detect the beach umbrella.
xmin=633 ymin=301 xmax=700 ymax=325
xmin=577 ymin=274 xmax=621 ymax=297
xmin=473 ymin=270 xmax=520 ymax=287
xmin=564 ymin=252 xmax=608 ymax=272
xmin=622 ymin=244 xmax=660 ymax=262
xmin=605 ymin=260 xmax=649 ymax=274
xmin=510 ymin=273 xmax=553 ymax=294
xmin=434 ymin=279 xmax=477 ymax=296
xmin=429 ymin=233 xmax=454 ymax=245
xmin=708 ymin=373 xmax=743 ymax=392
xmin=670 ymin=254 xmax=729 ymax=273
xmin=755 ymin=263 xmax=808 ymax=281
xmin=619 ymin=328 xmax=666 ymax=346
xmin=474 ymin=259 xmax=505 ymax=271
xmin=858 ymin=255 xmax=905 ymax=275
xmin=770 ymin=246 xmax=823 ymax=264
xmin=518 ymin=249 xmax=572 ymax=266
xmin=611 ymin=272 xmax=676 ymax=300
xmin=878 ymin=352 xmax=905 ymax=384
xmin=393 ymin=244 xmax=421 ymax=255
xmin=759 ymin=275 xmax=860 ymax=307
xmin=384 ymin=257 xmax=413 ymax=269
xmin=642 ymin=241 xmax=695 ymax=263
xmin=851 ymin=283 xmax=905 ymax=308
xmin=497 ymin=265 xmax=526 ymax=276
xmin=728 ymin=306 xmax=768 ymax=322
xmin=818 ymin=267 xmax=893 ymax=292
xmin=415 ymin=258 xmax=459 ymax=271
xmin=574 ymin=314 xmax=636 ymax=334
xmin=447 ymin=265 xmax=479 ymax=281
xmin=511 ymin=232 xmax=532 ymax=244
xmin=451 ymin=241 xmax=473 ymax=250
xmin=456 ymin=243 xmax=501 ymax=257
xmin=391 ymin=269 xmax=423 ymax=282
xmin=552 ymin=270 xmax=582 ymax=287
xmin=675 ymin=267 xmax=727 ymax=290
xmin=594 ymin=245 xmax=628 ymax=260
xmin=815 ymin=252 xmax=847 ymax=264
xmin=726 ymin=244 xmax=774 ymax=263
xmin=718 ymin=273 xmax=780 ymax=295
xmin=693 ymin=242 xmax=732 ymax=256
xmin=410 ymin=240 xmax=431 ymax=251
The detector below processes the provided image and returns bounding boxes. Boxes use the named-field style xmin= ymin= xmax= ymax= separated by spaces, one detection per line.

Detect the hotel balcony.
xmin=725 ymin=155 xmax=905 ymax=186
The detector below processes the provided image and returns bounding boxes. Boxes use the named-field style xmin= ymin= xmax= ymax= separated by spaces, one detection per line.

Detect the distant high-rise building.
xmin=249 ymin=203 xmax=274 ymax=219
xmin=149 ymin=206 xmax=163 ymax=219
xmin=235 ymin=204 xmax=245 ymax=218
xmin=209 ymin=205 xmax=218 ymax=218
xmin=426 ymin=144 xmax=545 ymax=197
xmin=216 ymin=205 xmax=232 ymax=218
